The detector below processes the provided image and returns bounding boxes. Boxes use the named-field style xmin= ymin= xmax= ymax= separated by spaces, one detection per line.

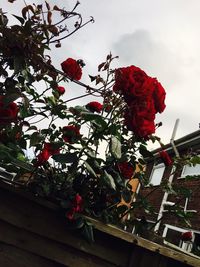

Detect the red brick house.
xmin=133 ymin=130 xmax=200 ymax=256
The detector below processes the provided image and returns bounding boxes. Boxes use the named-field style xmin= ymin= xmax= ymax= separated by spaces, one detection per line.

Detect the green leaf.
xmin=81 ymin=112 xmax=107 ymax=129
xmin=139 ymin=145 xmax=153 ymax=158
xmin=46 ymin=96 xmax=56 ymax=106
xmin=107 ymin=124 xmax=120 ymax=136
xmin=14 ymin=57 xmax=25 ymax=73
xmin=72 ymin=105 xmax=88 ymax=114
xmin=4 ymin=93 xmax=21 ymax=104
xmin=52 ymin=153 xmax=78 ymax=163
xmin=190 ymin=156 xmax=200 ymax=165
xmin=30 ymin=132 xmax=42 ymax=147
xmin=12 ymin=14 xmax=25 ymax=24
xmin=111 ymin=169 xmax=124 ymax=187
xmin=73 ymin=217 xmax=85 ymax=229
xmin=84 ymin=161 xmax=97 ymax=177
xmin=102 ymin=170 xmax=116 ymax=190
xmin=88 ymin=75 xmax=96 ymax=82
xmin=26 ymin=126 xmax=38 ymax=132
xmin=111 ymin=136 xmax=121 ymax=159
xmin=81 ymin=222 xmax=94 ymax=243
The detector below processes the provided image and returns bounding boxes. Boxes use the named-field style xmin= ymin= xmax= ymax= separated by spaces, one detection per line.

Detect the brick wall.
xmin=135 ymin=161 xmax=200 ymax=233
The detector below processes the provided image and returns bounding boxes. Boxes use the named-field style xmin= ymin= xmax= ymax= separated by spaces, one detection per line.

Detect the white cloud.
xmin=112 ymin=30 xmax=183 ymax=87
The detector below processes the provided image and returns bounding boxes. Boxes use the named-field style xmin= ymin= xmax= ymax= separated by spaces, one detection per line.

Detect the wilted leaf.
xmin=48 ymin=25 xmax=59 ymax=35
xmin=22 ymin=5 xmax=35 ymax=19
xmin=98 ymin=62 xmax=105 ymax=72
xmin=45 ymin=1 xmax=51 ymax=10
xmin=53 ymin=5 xmax=61 ymax=11
xmin=106 ymin=53 xmax=112 ymax=61
xmin=47 ymin=11 xmax=52 ymax=25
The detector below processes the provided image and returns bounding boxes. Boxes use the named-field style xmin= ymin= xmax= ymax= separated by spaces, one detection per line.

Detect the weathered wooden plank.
xmin=0 ymin=219 xmax=116 ymax=267
xmin=0 ymin=187 xmax=130 ymax=267
xmin=0 ymin=183 xmax=199 ymax=267
xmin=0 ymin=242 xmax=66 ymax=267
xmin=131 ymin=237 xmax=200 ymax=267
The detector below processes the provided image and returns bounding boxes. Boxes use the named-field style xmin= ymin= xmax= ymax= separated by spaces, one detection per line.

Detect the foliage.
xmin=0 ymin=0 xmax=196 ymax=242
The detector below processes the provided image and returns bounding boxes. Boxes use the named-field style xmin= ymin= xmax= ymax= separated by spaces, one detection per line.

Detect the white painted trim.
xmin=153 ymin=133 xmax=200 ymax=157
xmin=154 ymin=166 xmax=175 ymax=232
xmin=148 ymin=163 xmax=165 ymax=186
xmin=162 ymin=224 xmax=200 ymax=253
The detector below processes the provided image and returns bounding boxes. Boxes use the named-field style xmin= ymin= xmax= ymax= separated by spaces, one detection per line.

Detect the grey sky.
xmin=3 ymin=0 xmax=200 ymax=149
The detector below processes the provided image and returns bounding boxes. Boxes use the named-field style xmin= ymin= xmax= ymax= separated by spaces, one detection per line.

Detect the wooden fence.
xmin=0 ymin=180 xmax=199 ymax=267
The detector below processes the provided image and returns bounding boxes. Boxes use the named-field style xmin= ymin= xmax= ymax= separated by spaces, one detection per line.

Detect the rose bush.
xmin=0 ymin=0 xmax=188 ymax=241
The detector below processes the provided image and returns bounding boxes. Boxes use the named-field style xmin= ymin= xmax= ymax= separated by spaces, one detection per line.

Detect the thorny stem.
xmin=48 ymin=17 xmax=94 ymax=44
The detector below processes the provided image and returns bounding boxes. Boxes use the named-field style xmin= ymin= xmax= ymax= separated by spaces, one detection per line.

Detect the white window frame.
xmin=148 ymin=163 xmax=165 ymax=186
xmin=179 ymin=162 xmax=200 ymax=179
xmin=162 ymin=197 xmax=197 ymax=213
xmin=163 ymin=224 xmax=194 ymax=252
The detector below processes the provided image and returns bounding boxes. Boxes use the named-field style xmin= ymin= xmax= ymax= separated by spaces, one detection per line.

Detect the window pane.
xmin=192 ymin=233 xmax=200 ymax=256
xmin=183 ymin=164 xmax=200 ymax=176
xmin=149 ymin=165 xmax=165 ymax=186
xmin=165 ymin=229 xmax=182 ymax=246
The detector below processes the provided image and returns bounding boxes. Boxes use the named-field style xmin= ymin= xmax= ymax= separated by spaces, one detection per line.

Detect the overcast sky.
xmin=3 ymin=0 xmax=200 ymax=149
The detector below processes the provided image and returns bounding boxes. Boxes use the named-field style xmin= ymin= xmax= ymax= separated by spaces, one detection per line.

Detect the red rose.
xmin=56 ymin=86 xmax=65 ymax=95
xmin=44 ymin=143 xmax=60 ymax=155
xmin=86 ymin=101 xmax=103 ymax=113
xmin=0 ymin=96 xmax=18 ymax=125
xmin=152 ymin=78 xmax=166 ymax=113
xmin=117 ymin=161 xmax=135 ymax=179
xmin=181 ymin=231 xmax=193 ymax=242
xmin=113 ymin=65 xmax=166 ymax=138
xmin=124 ymin=100 xmax=156 ymax=138
xmin=159 ymin=150 xmax=173 ymax=166
xmin=66 ymin=208 xmax=75 ymax=221
xmin=62 ymin=125 xmax=80 ymax=143
xmin=73 ymin=194 xmax=83 ymax=212
xmin=61 ymin=58 xmax=82 ymax=81
xmin=36 ymin=143 xmax=60 ymax=166
xmin=65 ymin=194 xmax=83 ymax=221
xmin=113 ymin=66 xmax=154 ymax=100
xmin=125 ymin=116 xmax=155 ymax=139
xmin=36 ymin=149 xmax=51 ymax=166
